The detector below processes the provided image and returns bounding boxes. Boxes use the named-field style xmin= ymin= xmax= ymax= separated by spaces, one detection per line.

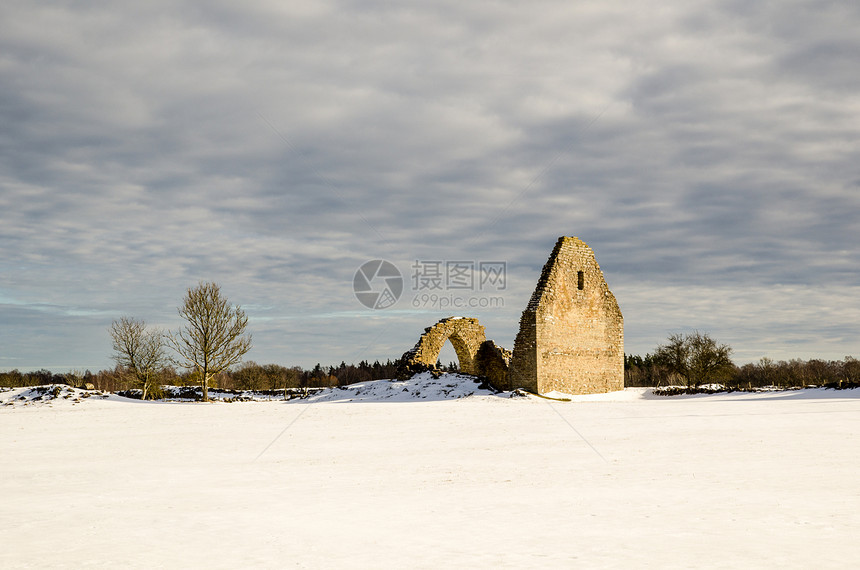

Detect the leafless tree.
xmin=169 ymin=282 xmax=252 ymax=402
xmin=110 ymin=317 xmax=167 ymax=400
xmin=653 ymin=331 xmax=734 ymax=387
xmin=653 ymin=333 xmax=690 ymax=384
xmin=686 ymin=331 xmax=734 ymax=386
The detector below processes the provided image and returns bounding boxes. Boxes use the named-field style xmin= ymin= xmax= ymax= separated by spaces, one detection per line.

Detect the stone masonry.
xmin=507 ymin=236 xmax=624 ymax=394
xmin=474 ymin=340 xmax=512 ymax=391
xmin=399 ymin=317 xmax=487 ymax=376
xmin=400 ymin=237 xmax=623 ymax=394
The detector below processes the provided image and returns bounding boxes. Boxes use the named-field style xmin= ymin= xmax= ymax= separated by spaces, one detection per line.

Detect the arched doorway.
xmin=436 ymin=339 xmax=459 ymax=371
xmin=400 ymin=317 xmax=487 ymax=376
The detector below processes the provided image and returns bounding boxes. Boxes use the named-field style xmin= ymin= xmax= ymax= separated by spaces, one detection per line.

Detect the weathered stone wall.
xmin=508 ymin=236 xmax=624 ymax=394
xmin=475 ymin=340 xmax=511 ymax=391
xmin=399 ymin=317 xmax=487 ymax=376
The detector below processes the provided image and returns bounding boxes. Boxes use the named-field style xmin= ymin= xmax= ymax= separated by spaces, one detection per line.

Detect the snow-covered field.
xmin=2 ymin=375 xmax=859 ymax=568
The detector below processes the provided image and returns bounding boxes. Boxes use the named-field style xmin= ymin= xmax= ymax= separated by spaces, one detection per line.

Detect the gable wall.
xmin=509 ymin=236 xmax=623 ymax=394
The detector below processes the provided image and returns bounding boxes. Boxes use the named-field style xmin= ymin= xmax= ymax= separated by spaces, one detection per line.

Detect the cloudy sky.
xmin=2 ymin=0 xmax=859 ymax=372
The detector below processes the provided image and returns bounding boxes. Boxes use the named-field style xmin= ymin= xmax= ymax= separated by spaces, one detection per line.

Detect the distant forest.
xmin=2 ymin=355 xmax=859 ymax=392
xmin=0 ymin=359 xmax=461 ymax=392
xmin=625 ymin=354 xmax=860 ymax=390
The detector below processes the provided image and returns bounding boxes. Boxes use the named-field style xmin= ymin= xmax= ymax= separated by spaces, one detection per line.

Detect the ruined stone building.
xmin=400 ymin=236 xmax=624 ymax=395
xmin=507 ymin=236 xmax=624 ymax=394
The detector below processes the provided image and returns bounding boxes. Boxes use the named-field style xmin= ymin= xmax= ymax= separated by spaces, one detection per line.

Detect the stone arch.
xmin=400 ymin=317 xmax=486 ymax=375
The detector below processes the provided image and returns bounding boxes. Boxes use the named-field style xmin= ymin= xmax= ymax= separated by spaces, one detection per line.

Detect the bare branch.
xmin=109 ymin=316 xmax=167 ymax=400
xmin=169 ymin=282 xmax=252 ymax=402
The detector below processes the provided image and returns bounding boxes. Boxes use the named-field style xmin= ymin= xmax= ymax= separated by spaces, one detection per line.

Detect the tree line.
xmin=0 ymin=281 xmax=252 ymax=400
xmin=0 ymin=279 xmax=455 ymax=396
xmin=5 ymin=352 xmax=858 ymax=392
xmin=4 ymin=305 xmax=857 ymax=394
xmin=0 ymin=359 xmax=407 ymax=392
xmin=625 ymin=331 xmax=860 ymax=389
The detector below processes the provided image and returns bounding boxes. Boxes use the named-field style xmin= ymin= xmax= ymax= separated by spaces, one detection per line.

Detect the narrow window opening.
xmin=577 ymin=271 xmax=584 ymax=290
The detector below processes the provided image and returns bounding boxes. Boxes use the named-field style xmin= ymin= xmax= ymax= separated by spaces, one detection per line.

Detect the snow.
xmin=300 ymin=372 xmax=499 ymax=402
xmin=2 ymin=376 xmax=859 ymax=568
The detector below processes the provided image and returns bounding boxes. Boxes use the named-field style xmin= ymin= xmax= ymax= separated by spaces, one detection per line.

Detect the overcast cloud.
xmin=2 ymin=0 xmax=859 ymax=371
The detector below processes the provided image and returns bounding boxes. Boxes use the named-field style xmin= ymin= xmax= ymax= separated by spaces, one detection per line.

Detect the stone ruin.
xmin=399 ymin=236 xmax=624 ymax=394
xmin=398 ymin=317 xmax=511 ymax=389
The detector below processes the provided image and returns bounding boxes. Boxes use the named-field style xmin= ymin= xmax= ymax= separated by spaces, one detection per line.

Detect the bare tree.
xmin=653 ymin=331 xmax=734 ymax=387
xmin=232 ymin=360 xmax=266 ymax=391
xmin=169 ymin=282 xmax=252 ymax=402
xmin=686 ymin=331 xmax=734 ymax=386
xmin=653 ymin=333 xmax=689 ymax=384
xmin=110 ymin=317 xmax=167 ymax=400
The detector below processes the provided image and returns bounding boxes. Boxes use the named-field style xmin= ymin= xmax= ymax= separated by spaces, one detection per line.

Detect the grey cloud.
xmin=1 ymin=0 xmax=859 ymax=370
